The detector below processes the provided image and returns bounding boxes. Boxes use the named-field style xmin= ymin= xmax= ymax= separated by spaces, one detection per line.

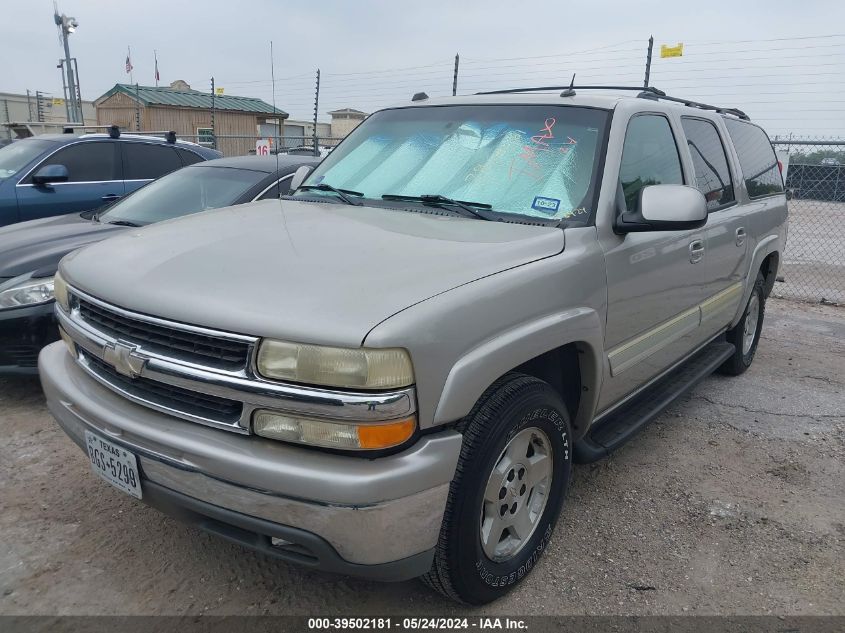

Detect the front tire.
xmin=720 ymin=271 xmax=766 ymax=376
xmin=422 ymin=373 xmax=572 ymax=604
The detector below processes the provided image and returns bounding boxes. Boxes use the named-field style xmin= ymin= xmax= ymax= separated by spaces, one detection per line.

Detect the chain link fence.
xmin=773 ymin=139 xmax=845 ymax=304
xmin=179 ymin=134 xmax=344 ymax=159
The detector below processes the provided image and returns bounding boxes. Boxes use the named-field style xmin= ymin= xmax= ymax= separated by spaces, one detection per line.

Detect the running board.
xmin=574 ymin=341 xmax=735 ymax=463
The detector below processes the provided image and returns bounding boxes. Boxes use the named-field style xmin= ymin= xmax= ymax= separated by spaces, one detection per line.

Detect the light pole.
xmin=54 ymin=6 xmax=81 ymax=123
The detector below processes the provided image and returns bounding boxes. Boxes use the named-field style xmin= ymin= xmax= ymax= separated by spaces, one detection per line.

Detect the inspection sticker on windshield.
xmin=531 ymin=196 xmax=560 ymax=215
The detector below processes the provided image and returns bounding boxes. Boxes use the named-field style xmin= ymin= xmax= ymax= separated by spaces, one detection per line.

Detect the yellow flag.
xmin=52 ymin=98 xmax=65 ymax=106
xmin=215 ymin=87 xmax=224 ymax=95
xmin=660 ymin=43 xmax=684 ymax=58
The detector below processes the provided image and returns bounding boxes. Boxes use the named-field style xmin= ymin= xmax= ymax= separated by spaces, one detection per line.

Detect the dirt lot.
xmin=0 ymin=298 xmax=843 ymax=616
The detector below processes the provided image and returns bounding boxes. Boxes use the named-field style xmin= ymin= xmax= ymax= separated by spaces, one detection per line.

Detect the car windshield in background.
xmin=0 ymin=139 xmax=56 ymax=180
xmin=100 ymin=165 xmax=267 ymax=226
xmin=300 ymin=105 xmax=608 ymax=222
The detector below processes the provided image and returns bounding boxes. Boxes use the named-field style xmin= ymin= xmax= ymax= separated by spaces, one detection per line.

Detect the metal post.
xmin=134 ymin=83 xmax=141 ymax=131
xmin=57 ymin=16 xmax=80 ymax=122
xmin=210 ymin=77 xmax=216 ymax=150
xmin=35 ymin=91 xmax=45 ymax=122
xmin=58 ymin=60 xmax=71 ymax=121
xmin=72 ymin=57 xmax=83 ymax=122
xmin=643 ymin=35 xmax=654 ymax=88
xmin=452 ymin=53 xmax=459 ymax=96
xmin=26 ymin=90 xmax=34 ymax=121
xmin=1 ymin=100 xmax=10 ymax=140
xmin=313 ymin=69 xmax=320 ymax=157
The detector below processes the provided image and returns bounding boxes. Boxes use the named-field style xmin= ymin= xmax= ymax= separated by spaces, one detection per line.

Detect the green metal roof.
xmin=99 ymin=84 xmax=287 ymax=117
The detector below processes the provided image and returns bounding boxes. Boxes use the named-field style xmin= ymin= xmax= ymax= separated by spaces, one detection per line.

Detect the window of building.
xmin=724 ymin=119 xmax=783 ymax=198
xmin=681 ymin=117 xmax=735 ymax=211
xmin=196 ymin=128 xmax=214 ymax=147
xmin=619 ymin=115 xmax=683 ymax=213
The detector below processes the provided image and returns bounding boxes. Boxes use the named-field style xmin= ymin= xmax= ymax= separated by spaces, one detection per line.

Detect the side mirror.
xmin=615 ymin=184 xmax=707 ymax=233
xmin=32 ymin=164 xmax=69 ymax=186
xmin=289 ymin=165 xmax=314 ymax=191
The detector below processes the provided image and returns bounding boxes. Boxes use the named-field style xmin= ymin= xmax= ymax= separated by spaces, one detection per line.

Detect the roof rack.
xmin=474 ymin=85 xmax=750 ymax=120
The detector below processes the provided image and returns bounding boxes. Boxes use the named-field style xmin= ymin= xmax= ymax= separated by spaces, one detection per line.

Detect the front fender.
xmin=363 ymin=227 xmax=607 ymax=431
xmin=433 ymin=307 xmax=604 ymax=432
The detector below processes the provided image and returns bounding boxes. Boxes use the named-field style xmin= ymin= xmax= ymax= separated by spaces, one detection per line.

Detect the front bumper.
xmin=39 ymin=342 xmax=462 ymax=580
xmin=0 ymin=301 xmax=58 ymax=374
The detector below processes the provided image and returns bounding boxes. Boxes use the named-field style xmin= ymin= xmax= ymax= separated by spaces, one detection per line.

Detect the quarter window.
xmin=681 ymin=118 xmax=735 ymax=211
xmin=619 ymin=115 xmax=683 ymax=212
xmin=724 ymin=119 xmax=783 ymax=198
xmin=32 ymin=142 xmax=117 ymax=183
xmin=176 ymin=148 xmax=204 ymax=166
xmin=257 ymin=176 xmax=294 ymax=200
xmin=122 ymin=143 xmax=182 ymax=180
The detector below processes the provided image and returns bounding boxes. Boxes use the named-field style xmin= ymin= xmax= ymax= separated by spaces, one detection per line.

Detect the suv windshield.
xmin=0 ymin=139 xmax=56 ymax=180
xmin=299 ymin=105 xmax=608 ymax=223
xmin=100 ymin=165 xmax=267 ymax=226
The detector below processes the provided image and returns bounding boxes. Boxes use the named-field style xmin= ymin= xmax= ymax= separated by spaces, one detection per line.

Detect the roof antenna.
xmin=560 ymin=74 xmax=576 ymax=97
xmin=270 ymin=40 xmax=280 ymax=199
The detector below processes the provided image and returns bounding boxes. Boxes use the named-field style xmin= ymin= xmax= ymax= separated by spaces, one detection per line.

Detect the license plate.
xmin=85 ymin=431 xmax=142 ymax=499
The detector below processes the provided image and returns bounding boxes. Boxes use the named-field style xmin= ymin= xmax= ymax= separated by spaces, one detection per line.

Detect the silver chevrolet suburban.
xmin=40 ymin=86 xmax=787 ymax=604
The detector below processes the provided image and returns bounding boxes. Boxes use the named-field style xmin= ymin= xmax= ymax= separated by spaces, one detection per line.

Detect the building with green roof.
xmin=95 ymin=80 xmax=288 ymax=156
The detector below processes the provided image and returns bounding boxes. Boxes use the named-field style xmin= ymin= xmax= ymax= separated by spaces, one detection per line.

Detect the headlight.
xmin=256 ymin=340 xmax=414 ymax=390
xmin=253 ymin=410 xmax=416 ymax=450
xmin=54 ymin=271 xmax=70 ymax=311
xmin=0 ymin=273 xmax=56 ymax=309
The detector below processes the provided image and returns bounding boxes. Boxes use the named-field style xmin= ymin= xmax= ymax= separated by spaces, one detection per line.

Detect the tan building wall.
xmin=0 ymin=91 xmax=96 ymax=139
xmin=330 ymin=117 xmax=363 ymax=139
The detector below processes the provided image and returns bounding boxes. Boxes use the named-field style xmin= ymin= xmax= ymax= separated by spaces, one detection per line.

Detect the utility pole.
xmin=452 ymin=53 xmax=460 ymax=96
xmin=210 ymin=77 xmax=216 ymax=149
xmin=54 ymin=4 xmax=81 ymax=123
xmin=643 ymin=35 xmax=654 ymax=88
xmin=313 ymin=69 xmax=320 ymax=157
xmin=134 ymin=83 xmax=141 ymax=131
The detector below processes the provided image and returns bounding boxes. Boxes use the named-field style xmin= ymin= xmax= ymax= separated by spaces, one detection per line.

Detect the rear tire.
xmin=720 ymin=271 xmax=766 ymax=376
xmin=421 ymin=373 xmax=572 ymax=604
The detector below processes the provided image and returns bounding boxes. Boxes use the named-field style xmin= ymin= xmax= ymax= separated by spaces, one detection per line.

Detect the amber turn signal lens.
xmin=357 ymin=417 xmax=417 ymax=449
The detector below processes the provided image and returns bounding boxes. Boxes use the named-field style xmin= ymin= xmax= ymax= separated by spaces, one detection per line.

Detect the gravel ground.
xmin=0 ymin=298 xmax=843 ymax=616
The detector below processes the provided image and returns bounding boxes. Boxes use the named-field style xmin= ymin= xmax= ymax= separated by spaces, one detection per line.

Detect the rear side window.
xmin=681 ymin=117 xmax=735 ymax=211
xmin=724 ymin=119 xmax=783 ymax=198
xmin=31 ymin=141 xmax=118 ymax=183
xmin=122 ymin=143 xmax=182 ymax=180
xmin=176 ymin=148 xmax=204 ymax=166
xmin=619 ymin=115 xmax=683 ymax=212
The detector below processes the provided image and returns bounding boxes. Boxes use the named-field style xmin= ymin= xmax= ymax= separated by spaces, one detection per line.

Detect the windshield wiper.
xmin=381 ymin=194 xmax=493 ymax=221
xmin=104 ymin=219 xmax=142 ymax=227
xmin=297 ymin=183 xmax=363 ymax=206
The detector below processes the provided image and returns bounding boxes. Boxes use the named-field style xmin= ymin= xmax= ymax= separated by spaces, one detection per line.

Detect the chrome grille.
xmin=83 ymin=352 xmax=244 ymax=424
xmin=76 ymin=296 xmax=250 ymax=370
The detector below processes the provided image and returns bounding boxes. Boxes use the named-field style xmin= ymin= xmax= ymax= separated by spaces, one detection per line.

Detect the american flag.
xmin=125 ymin=54 xmax=133 ymax=74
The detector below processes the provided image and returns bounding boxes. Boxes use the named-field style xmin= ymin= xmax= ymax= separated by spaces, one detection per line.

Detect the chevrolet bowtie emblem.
xmin=102 ymin=341 xmax=147 ymax=378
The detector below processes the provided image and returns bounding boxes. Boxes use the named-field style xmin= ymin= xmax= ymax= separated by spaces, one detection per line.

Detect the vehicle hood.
xmin=0 ymin=213 xmax=125 ymax=278
xmin=61 ymin=199 xmax=564 ymax=346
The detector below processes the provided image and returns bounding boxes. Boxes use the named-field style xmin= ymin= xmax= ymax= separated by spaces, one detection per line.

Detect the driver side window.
xmin=619 ymin=115 xmax=683 ymax=213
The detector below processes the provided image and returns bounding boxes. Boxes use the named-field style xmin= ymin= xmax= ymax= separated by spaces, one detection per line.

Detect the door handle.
xmin=735 ymin=227 xmax=746 ymax=246
xmin=101 ymin=194 xmax=121 ymax=202
xmin=689 ymin=239 xmax=705 ymax=264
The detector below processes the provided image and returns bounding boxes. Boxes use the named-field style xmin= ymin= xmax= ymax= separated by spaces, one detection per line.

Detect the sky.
xmin=2 ymin=0 xmax=844 ymax=137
